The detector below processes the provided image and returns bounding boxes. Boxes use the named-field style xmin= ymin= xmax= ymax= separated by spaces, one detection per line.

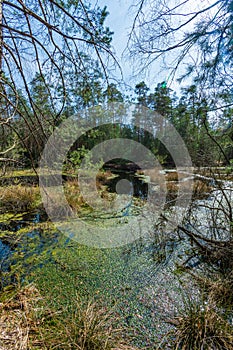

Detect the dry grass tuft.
xmin=189 ymin=272 xmax=233 ymax=309
xmin=166 ymin=303 xmax=233 ymax=350
xmin=0 ymin=285 xmax=138 ymax=350
xmin=64 ymin=179 xmax=86 ymax=211
xmin=56 ymin=297 xmax=138 ymax=350
xmin=0 ymin=284 xmax=42 ymax=350
xmin=191 ymin=179 xmax=212 ymax=199
xmin=158 ymin=178 xmax=211 ymax=205
xmin=0 ymin=185 xmax=40 ymax=213
xmin=64 ymin=177 xmax=115 ymax=213
xmin=165 ymin=172 xmax=178 ymax=182
xmin=208 ymin=277 xmax=233 ymax=308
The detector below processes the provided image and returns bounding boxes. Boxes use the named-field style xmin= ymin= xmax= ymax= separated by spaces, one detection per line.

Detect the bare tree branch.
xmin=0 ymin=0 xmax=119 ymax=167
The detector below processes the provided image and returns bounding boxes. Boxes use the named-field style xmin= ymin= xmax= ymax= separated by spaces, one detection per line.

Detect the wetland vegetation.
xmin=1 ymin=0 xmax=233 ymax=349
xmin=0 ymin=165 xmax=232 ymax=349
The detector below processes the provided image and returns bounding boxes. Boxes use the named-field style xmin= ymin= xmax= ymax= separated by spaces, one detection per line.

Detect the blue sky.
xmin=96 ymin=1 xmax=160 ymax=89
xmin=97 ymin=0 xmax=183 ymax=94
xmin=97 ymin=0 xmax=138 ymax=88
xmin=96 ymin=0 xmax=215 ymax=95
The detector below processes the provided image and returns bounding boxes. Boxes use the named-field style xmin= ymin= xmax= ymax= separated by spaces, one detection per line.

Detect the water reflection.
xmin=105 ymin=171 xmax=148 ymax=200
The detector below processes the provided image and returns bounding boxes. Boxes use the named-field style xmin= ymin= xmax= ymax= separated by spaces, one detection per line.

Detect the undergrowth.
xmin=0 ymin=185 xmax=40 ymax=213
xmin=164 ymin=301 xmax=233 ymax=350
xmin=0 ymin=284 xmax=138 ymax=350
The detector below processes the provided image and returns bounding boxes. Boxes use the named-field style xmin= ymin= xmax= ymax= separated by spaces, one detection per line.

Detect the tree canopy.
xmin=128 ymin=0 xmax=233 ymax=91
xmin=0 ymin=0 xmax=232 ymax=169
xmin=0 ymin=0 xmax=118 ymax=166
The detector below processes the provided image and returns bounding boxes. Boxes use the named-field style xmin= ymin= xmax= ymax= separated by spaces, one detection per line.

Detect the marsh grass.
xmin=165 ymin=172 xmax=179 ymax=182
xmin=188 ymin=272 xmax=233 ymax=310
xmin=64 ymin=179 xmax=87 ymax=212
xmin=0 ymin=284 xmax=42 ymax=350
xmin=163 ymin=302 xmax=233 ymax=350
xmin=0 ymin=169 xmax=111 ymax=216
xmin=191 ymin=180 xmax=212 ymax=199
xmin=0 ymin=185 xmax=40 ymax=213
xmin=159 ymin=178 xmax=212 ymax=204
xmin=207 ymin=276 xmax=233 ymax=309
xmin=1 ymin=169 xmax=37 ymax=178
xmin=52 ymin=297 xmax=137 ymax=350
xmin=0 ymin=284 xmax=138 ymax=350
xmin=64 ymin=177 xmax=115 ymax=213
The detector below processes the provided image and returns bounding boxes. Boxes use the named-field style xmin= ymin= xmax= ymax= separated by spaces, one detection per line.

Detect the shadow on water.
xmin=104 ymin=171 xmax=149 ymax=200
xmin=0 ymin=211 xmax=49 ymax=233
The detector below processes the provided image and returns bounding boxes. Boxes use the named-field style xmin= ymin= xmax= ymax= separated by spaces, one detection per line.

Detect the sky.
xmin=96 ymin=0 xmax=183 ymax=93
xmin=96 ymin=0 xmax=165 ymax=93
xmin=96 ymin=0 xmax=217 ymax=95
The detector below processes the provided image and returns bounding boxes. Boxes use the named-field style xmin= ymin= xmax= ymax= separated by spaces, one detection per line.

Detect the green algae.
xmin=2 ymin=169 xmax=37 ymax=178
xmin=0 ymin=212 xmax=25 ymax=223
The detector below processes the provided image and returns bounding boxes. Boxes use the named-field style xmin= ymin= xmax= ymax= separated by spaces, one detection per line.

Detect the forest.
xmin=0 ymin=0 xmax=233 ymax=349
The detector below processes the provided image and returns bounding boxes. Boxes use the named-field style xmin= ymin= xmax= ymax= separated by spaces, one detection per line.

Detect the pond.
xmin=104 ymin=170 xmax=149 ymax=199
xmin=0 ymin=168 xmax=232 ymax=347
xmin=0 ymin=208 xmax=185 ymax=347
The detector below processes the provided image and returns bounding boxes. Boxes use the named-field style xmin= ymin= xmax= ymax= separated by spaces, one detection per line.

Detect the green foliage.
xmin=226 ymin=159 xmax=233 ymax=174
xmin=69 ymin=146 xmax=89 ymax=168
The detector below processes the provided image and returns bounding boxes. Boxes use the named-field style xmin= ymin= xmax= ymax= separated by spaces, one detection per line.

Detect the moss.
xmin=0 ymin=212 xmax=25 ymax=223
xmin=2 ymin=169 xmax=37 ymax=178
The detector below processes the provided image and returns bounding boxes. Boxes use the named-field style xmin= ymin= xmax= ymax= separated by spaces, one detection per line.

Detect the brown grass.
xmin=0 ymin=185 xmax=40 ymax=213
xmin=208 ymin=277 xmax=233 ymax=308
xmin=165 ymin=172 xmax=178 ymax=182
xmin=64 ymin=177 xmax=115 ymax=212
xmin=165 ymin=303 xmax=233 ymax=350
xmin=0 ymin=284 xmax=42 ymax=350
xmin=159 ymin=178 xmax=212 ymax=200
xmin=189 ymin=272 xmax=233 ymax=309
xmin=55 ymin=297 xmax=137 ymax=350
xmin=0 ymin=285 xmax=138 ymax=350
xmin=139 ymin=169 xmax=191 ymax=183
xmin=64 ymin=179 xmax=86 ymax=212
xmin=191 ymin=180 xmax=212 ymax=199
